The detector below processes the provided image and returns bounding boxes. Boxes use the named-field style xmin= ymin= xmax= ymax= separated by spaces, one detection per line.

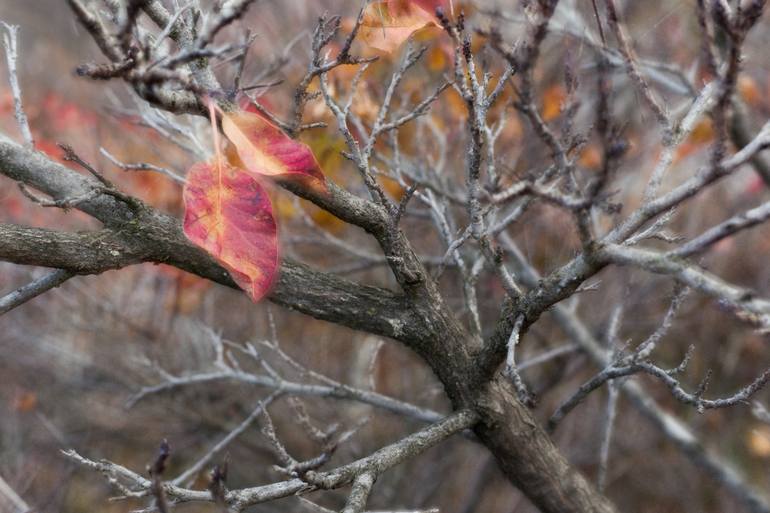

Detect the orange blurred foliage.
xmin=747 ymin=426 xmax=770 ymax=458
xmin=674 ymin=118 xmax=714 ymax=162
xmin=541 ymin=84 xmax=566 ymax=122
xmin=579 ymin=144 xmax=603 ymax=170
xmin=12 ymin=389 xmax=38 ymax=413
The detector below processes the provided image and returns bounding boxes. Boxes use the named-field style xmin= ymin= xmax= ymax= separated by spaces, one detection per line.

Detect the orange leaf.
xmin=748 ymin=426 xmax=770 ymax=458
xmin=222 ymin=109 xmax=327 ymax=191
xmin=578 ymin=144 xmax=602 ymax=170
xmin=183 ymin=161 xmax=278 ymax=302
xmin=427 ymin=45 xmax=447 ymax=71
xmin=360 ymin=1 xmax=439 ymax=54
xmin=739 ymin=75 xmax=762 ymax=107
xmin=541 ymin=84 xmax=566 ymax=122
xmin=13 ymin=390 xmax=37 ymax=413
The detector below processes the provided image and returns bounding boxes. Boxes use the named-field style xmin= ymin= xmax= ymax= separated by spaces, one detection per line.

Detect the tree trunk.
xmin=473 ymin=376 xmax=617 ymax=513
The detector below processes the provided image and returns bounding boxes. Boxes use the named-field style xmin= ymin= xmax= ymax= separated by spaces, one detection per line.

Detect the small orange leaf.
xmin=578 ymin=144 xmax=602 ymax=170
xmin=444 ymin=87 xmax=469 ymax=120
xmin=222 ymin=109 xmax=327 ymax=191
xmin=360 ymin=1 xmax=439 ymax=54
xmin=748 ymin=426 xmax=770 ymax=458
xmin=738 ymin=75 xmax=762 ymax=107
xmin=541 ymin=84 xmax=566 ymax=122
xmin=674 ymin=118 xmax=714 ymax=162
xmin=427 ymin=44 xmax=448 ymax=71
xmin=183 ymin=161 xmax=278 ymax=302
xmin=13 ymin=390 xmax=37 ymax=413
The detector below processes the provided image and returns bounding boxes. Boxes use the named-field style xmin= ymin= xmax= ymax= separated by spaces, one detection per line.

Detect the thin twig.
xmin=1 ymin=22 xmax=34 ymax=147
xmin=0 ymin=269 xmax=74 ymax=315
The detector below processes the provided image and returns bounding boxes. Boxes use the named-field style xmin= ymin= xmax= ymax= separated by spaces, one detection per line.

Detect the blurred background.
xmin=1 ymin=1 xmax=770 ymax=512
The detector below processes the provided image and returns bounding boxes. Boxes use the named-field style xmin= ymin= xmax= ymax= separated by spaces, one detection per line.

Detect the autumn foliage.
xmin=5 ymin=1 xmax=770 ymax=512
xmin=179 ymin=1 xmax=443 ymax=302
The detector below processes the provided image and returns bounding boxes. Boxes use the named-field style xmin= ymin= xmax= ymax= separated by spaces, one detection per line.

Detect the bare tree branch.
xmin=1 ymin=22 xmax=33 ymax=147
xmin=0 ymin=268 xmax=74 ymax=315
xmin=64 ymin=410 xmax=477 ymax=511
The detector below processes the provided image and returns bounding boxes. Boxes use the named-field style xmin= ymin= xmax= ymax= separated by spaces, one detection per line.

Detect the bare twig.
xmin=671 ymin=201 xmax=770 ymax=258
xmin=603 ymin=0 xmax=670 ymax=129
xmin=100 ymin=147 xmax=185 ymax=183
xmin=597 ymin=382 xmax=619 ymax=492
xmin=172 ymin=392 xmax=280 ymax=486
xmin=0 ymin=269 xmax=74 ymax=315
xmin=1 ymin=22 xmax=34 ymax=147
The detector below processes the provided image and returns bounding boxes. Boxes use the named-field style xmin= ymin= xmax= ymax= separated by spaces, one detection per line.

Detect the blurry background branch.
xmin=0 ymin=473 xmax=31 ymax=513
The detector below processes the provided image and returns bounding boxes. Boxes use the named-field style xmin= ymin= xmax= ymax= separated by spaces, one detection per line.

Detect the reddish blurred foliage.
xmin=541 ymin=84 xmax=566 ymax=122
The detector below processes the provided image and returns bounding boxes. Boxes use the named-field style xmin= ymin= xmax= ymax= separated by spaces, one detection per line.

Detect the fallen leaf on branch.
xmin=222 ymin=109 xmax=327 ymax=192
xmin=183 ymin=161 xmax=279 ymax=302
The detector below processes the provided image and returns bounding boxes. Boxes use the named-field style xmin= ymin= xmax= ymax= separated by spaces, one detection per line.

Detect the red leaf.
xmin=239 ymin=95 xmax=275 ymax=115
xmin=360 ymin=1 xmax=440 ymax=54
xmin=183 ymin=161 xmax=278 ymax=302
xmin=222 ymin=109 xmax=327 ymax=191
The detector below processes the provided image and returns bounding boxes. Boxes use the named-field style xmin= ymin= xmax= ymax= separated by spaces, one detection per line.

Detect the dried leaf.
xmin=360 ymin=1 xmax=439 ymax=54
xmin=159 ymin=265 xmax=212 ymax=314
xmin=222 ymin=109 xmax=327 ymax=191
xmin=183 ymin=161 xmax=278 ymax=302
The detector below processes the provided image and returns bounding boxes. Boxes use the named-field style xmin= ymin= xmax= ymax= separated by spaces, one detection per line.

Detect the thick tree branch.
xmin=0 ymin=224 xmax=149 ymax=272
xmin=0 ymin=138 xmax=420 ymax=342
